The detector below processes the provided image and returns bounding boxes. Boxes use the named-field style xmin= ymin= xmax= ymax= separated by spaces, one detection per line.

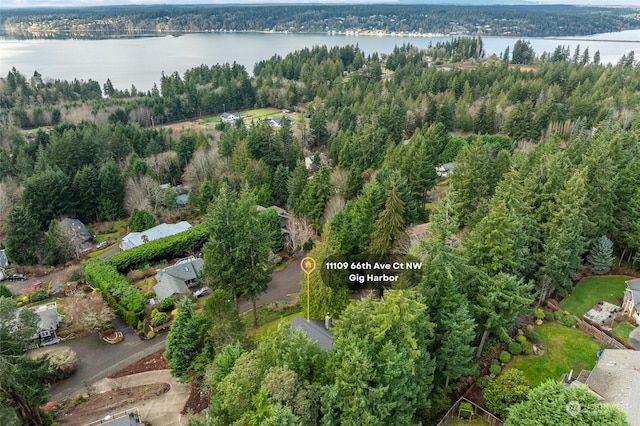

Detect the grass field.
xmin=242 ymin=301 xmax=301 ymax=334
xmin=88 ymin=219 xmax=128 ymax=243
xmin=443 ymin=416 xmax=490 ymax=426
xmin=559 ymin=275 xmax=630 ymax=316
xmin=611 ymin=321 xmax=635 ymax=345
xmin=508 ymin=322 xmax=601 ymax=387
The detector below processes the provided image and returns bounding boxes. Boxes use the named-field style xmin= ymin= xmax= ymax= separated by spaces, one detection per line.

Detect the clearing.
xmin=508 ymin=322 xmax=601 ymax=387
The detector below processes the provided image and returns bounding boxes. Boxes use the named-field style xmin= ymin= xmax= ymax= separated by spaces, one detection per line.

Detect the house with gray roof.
xmin=572 ymin=349 xmax=640 ymax=426
xmin=435 ymin=162 xmax=455 ymax=178
xmin=290 ymin=316 xmax=333 ymax=350
xmin=120 ymin=221 xmax=192 ymax=251
xmin=622 ymin=278 xmax=640 ymax=325
xmin=59 ymin=218 xmax=94 ymax=255
xmin=153 ymin=257 xmax=204 ymax=300
xmin=31 ymin=302 xmax=62 ymax=342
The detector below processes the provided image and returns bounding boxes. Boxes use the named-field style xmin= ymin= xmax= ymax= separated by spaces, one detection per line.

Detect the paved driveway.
xmin=238 ymin=256 xmax=303 ymax=313
xmin=38 ymin=318 xmax=167 ymax=401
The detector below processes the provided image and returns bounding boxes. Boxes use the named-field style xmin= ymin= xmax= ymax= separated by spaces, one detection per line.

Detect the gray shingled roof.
xmin=626 ymin=278 xmax=640 ymax=309
xmin=153 ymin=257 xmax=203 ymax=300
xmin=0 ymin=249 xmax=8 ymax=267
xmin=585 ymin=349 xmax=640 ymax=426
xmin=290 ymin=316 xmax=333 ymax=350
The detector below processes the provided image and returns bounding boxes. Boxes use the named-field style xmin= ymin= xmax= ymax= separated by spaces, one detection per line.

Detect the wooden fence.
xmin=436 ymin=397 xmax=504 ymax=426
xmin=577 ymin=318 xmax=627 ymax=349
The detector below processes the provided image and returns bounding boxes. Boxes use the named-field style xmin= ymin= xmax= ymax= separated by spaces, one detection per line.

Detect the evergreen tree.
xmin=5 ymin=206 xmax=41 ymax=265
xmin=22 ymin=167 xmax=73 ymax=229
xmin=272 ymin=164 xmax=289 ymax=207
xmin=587 ymin=236 xmax=615 ymax=274
xmin=368 ymin=180 xmax=405 ymax=255
xmin=128 ymin=208 xmax=156 ymax=232
xmin=287 ymin=160 xmax=308 ymax=212
xmin=97 ymin=160 xmax=125 ymax=221
xmin=297 ymin=164 xmax=332 ymax=230
xmin=165 ymin=298 xmax=206 ymax=378
xmin=483 ymin=368 xmax=530 ymax=420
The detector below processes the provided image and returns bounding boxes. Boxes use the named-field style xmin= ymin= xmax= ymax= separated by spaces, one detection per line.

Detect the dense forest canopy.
xmin=1 ymin=4 xmax=640 ymax=38
xmin=1 ymin=24 xmax=640 ymax=424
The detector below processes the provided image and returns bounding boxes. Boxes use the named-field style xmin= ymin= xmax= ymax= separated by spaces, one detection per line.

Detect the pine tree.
xmin=5 ymin=206 xmax=41 ymax=265
xmin=587 ymin=236 xmax=615 ymax=274
xmin=128 ymin=208 xmax=156 ymax=232
xmin=165 ymin=298 xmax=206 ymax=378
xmin=368 ymin=181 xmax=405 ymax=255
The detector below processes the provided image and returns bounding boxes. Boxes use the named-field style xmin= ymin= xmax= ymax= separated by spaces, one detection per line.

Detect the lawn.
xmin=443 ymin=417 xmax=490 ymax=426
xmin=508 ymin=322 xmax=601 ymax=387
xmin=611 ymin=321 xmax=635 ymax=345
xmin=559 ymin=275 xmax=630 ymax=316
xmin=87 ymin=219 xmax=128 ymax=243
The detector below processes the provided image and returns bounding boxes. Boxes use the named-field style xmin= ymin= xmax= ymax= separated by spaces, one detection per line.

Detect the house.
xmin=571 ymin=349 xmax=640 ymax=426
xmin=32 ymin=302 xmax=63 ymax=342
xmin=119 ymin=221 xmax=192 ymax=251
xmin=256 ymin=205 xmax=290 ymax=232
xmin=622 ymin=278 xmax=640 ymax=325
xmin=435 ymin=162 xmax=455 ymax=178
xmin=153 ymin=256 xmax=204 ymax=300
xmin=220 ymin=112 xmax=240 ymax=123
xmin=290 ymin=316 xmax=333 ymax=350
xmin=268 ymin=116 xmax=282 ymax=127
xmin=58 ymin=218 xmax=94 ymax=254
xmin=304 ymin=152 xmax=328 ymax=171
xmin=0 ymin=249 xmax=8 ymax=267
xmin=86 ymin=411 xmax=143 ymax=426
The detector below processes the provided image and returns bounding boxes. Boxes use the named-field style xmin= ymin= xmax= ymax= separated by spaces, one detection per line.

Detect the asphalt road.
xmin=238 ymin=256 xmax=303 ymax=313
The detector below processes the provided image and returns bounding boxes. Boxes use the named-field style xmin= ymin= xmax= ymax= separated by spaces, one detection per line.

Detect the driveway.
xmin=629 ymin=326 xmax=640 ymax=350
xmin=238 ymin=256 xmax=303 ymax=313
xmin=38 ymin=318 xmax=167 ymax=401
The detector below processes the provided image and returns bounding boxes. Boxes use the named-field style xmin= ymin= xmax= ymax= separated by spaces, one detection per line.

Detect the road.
xmin=238 ymin=256 xmax=303 ymax=313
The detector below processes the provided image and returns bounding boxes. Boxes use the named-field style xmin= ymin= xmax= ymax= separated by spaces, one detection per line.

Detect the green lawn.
xmin=508 ymin=322 xmax=601 ymax=387
xmin=87 ymin=219 xmax=128 ymax=243
xmin=611 ymin=321 xmax=635 ymax=345
xmin=559 ymin=275 xmax=630 ymax=316
xmin=444 ymin=417 xmax=490 ymax=426
xmin=241 ymin=107 xmax=282 ymax=119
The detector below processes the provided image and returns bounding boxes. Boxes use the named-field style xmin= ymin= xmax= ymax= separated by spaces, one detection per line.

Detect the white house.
xmin=120 ymin=221 xmax=192 ymax=251
xmin=622 ymin=278 xmax=640 ymax=325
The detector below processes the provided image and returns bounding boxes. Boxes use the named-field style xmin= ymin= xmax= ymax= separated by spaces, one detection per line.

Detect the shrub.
xmin=553 ymin=310 xmax=564 ymax=320
xmin=150 ymin=308 xmax=159 ymax=318
xmin=483 ymin=368 xmax=530 ymax=420
xmin=499 ymin=351 xmax=511 ymax=363
xmin=533 ymin=308 xmax=545 ymax=320
xmin=544 ymin=310 xmax=554 ymax=321
xmin=0 ymin=284 xmax=12 ymax=298
xmin=490 ymin=360 xmax=502 ymax=376
xmin=459 ymin=401 xmax=473 ymax=419
xmin=68 ymin=267 xmax=85 ymax=282
xmin=158 ymin=295 xmax=178 ymax=312
xmin=151 ymin=312 xmax=170 ymax=327
xmin=515 ymin=335 xmax=527 ymax=344
xmin=146 ymin=330 xmax=156 ymax=339
xmin=30 ymin=288 xmax=49 ymax=302
xmin=509 ymin=342 xmax=523 ymax=355
xmin=521 ymin=341 xmax=534 ymax=355
xmin=560 ymin=314 xmax=577 ymax=328
xmin=144 ymin=291 xmax=156 ymax=299
xmin=476 ymin=375 xmax=490 ymax=389
xmin=44 ymin=347 xmax=78 ymax=384
xmin=525 ymin=330 xmax=542 ymax=343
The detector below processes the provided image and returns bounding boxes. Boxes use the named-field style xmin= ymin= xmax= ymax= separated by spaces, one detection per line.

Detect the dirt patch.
xmin=55 ymin=383 xmax=169 ymax=425
xmin=181 ymin=380 xmax=209 ymax=416
xmin=109 ymin=349 xmax=168 ymax=378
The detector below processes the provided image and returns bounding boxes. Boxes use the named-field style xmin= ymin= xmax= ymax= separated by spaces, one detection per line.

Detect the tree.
xmin=287 ymin=160 xmax=308 ymax=212
xmin=309 ymin=108 xmax=329 ymax=148
xmin=368 ymin=180 xmax=405 ymax=255
xmin=323 ymin=290 xmax=436 ymax=424
xmin=66 ymin=294 xmax=115 ymax=334
xmin=97 ymin=160 xmax=126 ymax=221
xmin=0 ymin=285 xmax=11 ymax=299
xmin=5 ymin=206 xmax=41 ymax=265
xmin=0 ymin=298 xmax=50 ymax=425
xmin=44 ymin=219 xmax=77 ymax=266
xmin=297 ymin=164 xmax=332 ymax=230
xmin=165 ymin=298 xmax=206 ymax=378
xmin=128 ymin=208 xmax=156 ymax=232
xmin=483 ymin=368 xmax=530 ymax=419
xmin=201 ymin=290 xmax=246 ymax=355
xmin=506 ymin=381 xmax=629 ymax=426
xmin=587 ymin=236 xmax=615 ymax=274
xmin=512 ymin=39 xmax=535 ymax=64
xmin=22 ymin=167 xmax=73 ymax=229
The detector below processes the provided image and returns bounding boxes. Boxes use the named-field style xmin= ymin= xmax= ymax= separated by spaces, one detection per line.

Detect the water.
xmin=1 ymin=30 xmax=639 ymax=92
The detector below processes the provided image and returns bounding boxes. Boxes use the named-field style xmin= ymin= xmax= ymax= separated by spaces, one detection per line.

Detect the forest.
xmin=1 ymin=4 xmax=640 ymax=38
xmin=1 ymin=35 xmax=640 ymax=425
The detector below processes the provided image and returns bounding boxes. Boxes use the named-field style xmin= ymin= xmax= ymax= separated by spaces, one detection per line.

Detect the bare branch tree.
xmin=66 ymin=294 xmax=115 ymax=334
xmin=286 ymin=215 xmax=316 ymax=251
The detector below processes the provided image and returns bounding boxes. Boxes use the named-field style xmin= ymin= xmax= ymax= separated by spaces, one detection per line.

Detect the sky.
xmin=2 ymin=0 xmax=640 ymax=7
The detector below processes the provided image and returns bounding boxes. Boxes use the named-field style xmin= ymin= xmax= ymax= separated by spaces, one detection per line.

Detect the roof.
xmin=584 ymin=349 xmax=640 ymax=425
xmin=0 ymin=249 xmax=8 ymax=267
xmin=153 ymin=257 xmax=203 ymax=300
xmin=176 ymin=194 xmax=189 ymax=206
xmin=99 ymin=413 xmax=142 ymax=426
xmin=58 ymin=218 xmax=93 ymax=253
xmin=290 ymin=316 xmax=333 ymax=350
xmin=32 ymin=303 xmax=60 ymax=331
xmin=120 ymin=221 xmax=192 ymax=250
xmin=625 ymin=278 xmax=640 ymax=309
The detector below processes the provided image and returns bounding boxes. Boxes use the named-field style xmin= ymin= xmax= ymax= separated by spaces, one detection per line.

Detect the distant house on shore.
xmin=221 ymin=112 xmax=240 ymax=123
xmin=153 ymin=256 xmax=204 ymax=300
xmin=120 ymin=221 xmax=192 ymax=251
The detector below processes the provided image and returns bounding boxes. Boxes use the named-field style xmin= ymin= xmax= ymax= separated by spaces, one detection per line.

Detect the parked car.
xmin=7 ymin=273 xmax=27 ymax=281
xmin=194 ymin=287 xmax=210 ymax=298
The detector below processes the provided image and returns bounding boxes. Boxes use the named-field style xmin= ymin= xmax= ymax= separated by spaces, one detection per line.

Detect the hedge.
xmin=84 ymin=259 xmax=146 ymax=327
xmin=108 ymin=223 xmax=209 ymax=272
